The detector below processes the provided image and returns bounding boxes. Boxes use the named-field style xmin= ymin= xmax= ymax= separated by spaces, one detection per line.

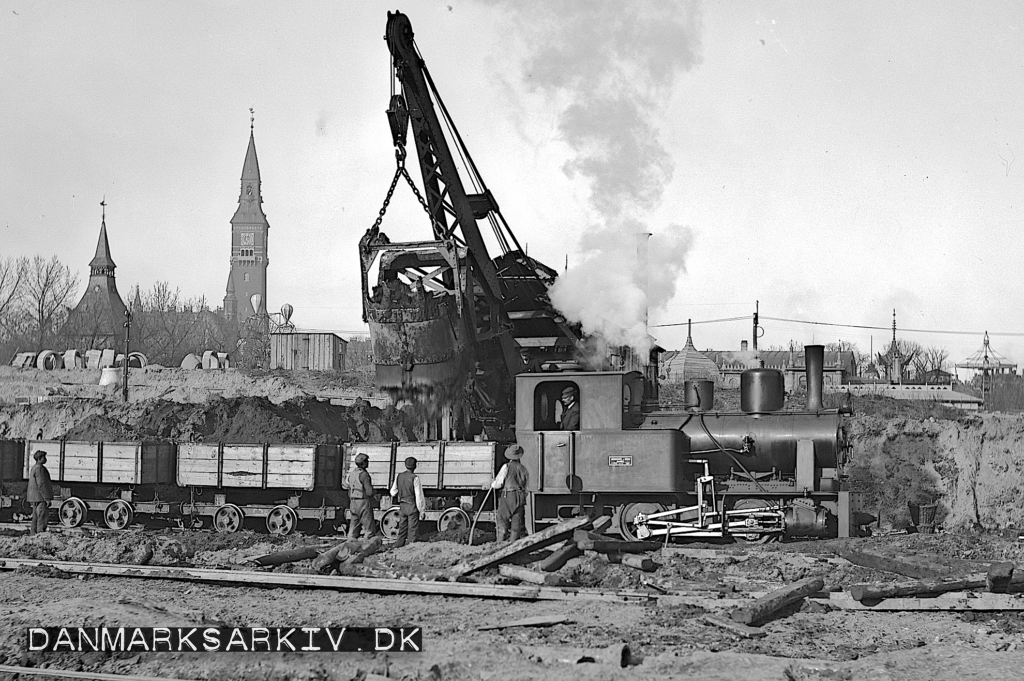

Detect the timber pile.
xmin=452 ymin=515 xmax=662 ymax=587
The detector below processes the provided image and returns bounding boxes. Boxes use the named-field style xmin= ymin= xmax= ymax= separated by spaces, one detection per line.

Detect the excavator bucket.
xmin=360 ymin=233 xmax=475 ymax=403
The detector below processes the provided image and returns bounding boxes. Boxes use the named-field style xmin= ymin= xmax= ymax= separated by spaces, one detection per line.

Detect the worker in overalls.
xmin=490 ymin=443 xmax=529 ymax=542
xmin=390 ymin=456 xmax=426 ymax=548
xmin=347 ymin=453 xmax=377 ymax=538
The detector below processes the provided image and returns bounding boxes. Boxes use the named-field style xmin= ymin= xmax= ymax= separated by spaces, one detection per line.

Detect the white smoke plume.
xmin=490 ymin=1 xmax=703 ymax=355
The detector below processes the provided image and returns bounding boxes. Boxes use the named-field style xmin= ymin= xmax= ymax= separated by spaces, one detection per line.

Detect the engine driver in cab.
xmin=559 ymin=386 xmax=580 ymax=430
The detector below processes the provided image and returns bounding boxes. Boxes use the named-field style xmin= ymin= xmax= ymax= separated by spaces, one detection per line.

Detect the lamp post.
xmin=122 ymin=309 xmax=131 ymax=402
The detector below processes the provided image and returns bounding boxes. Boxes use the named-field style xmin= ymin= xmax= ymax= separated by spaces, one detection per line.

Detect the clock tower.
xmin=224 ymin=113 xmax=270 ymax=322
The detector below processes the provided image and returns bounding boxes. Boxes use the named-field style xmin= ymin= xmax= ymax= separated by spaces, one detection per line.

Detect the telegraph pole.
xmin=752 ymin=300 xmax=760 ymax=351
xmin=122 ymin=309 xmax=131 ymax=402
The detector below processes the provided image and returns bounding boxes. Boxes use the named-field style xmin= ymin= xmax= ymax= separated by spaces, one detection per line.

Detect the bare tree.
xmin=825 ymin=340 xmax=869 ymax=377
xmin=0 ymin=256 xmax=27 ymax=322
xmin=22 ymin=255 xmax=78 ymax=349
xmin=133 ymin=282 xmax=232 ymax=365
xmin=912 ymin=345 xmax=950 ymax=383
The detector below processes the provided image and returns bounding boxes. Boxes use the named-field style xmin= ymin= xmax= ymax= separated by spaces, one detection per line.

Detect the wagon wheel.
xmin=379 ymin=507 xmax=401 ymax=540
xmin=437 ymin=507 xmax=470 ymax=534
xmin=266 ymin=505 xmax=298 ymax=536
xmin=103 ymin=499 xmax=135 ymax=530
xmin=213 ymin=504 xmax=244 ymax=533
xmin=58 ymin=498 xmax=87 ymax=528
xmin=617 ymin=502 xmax=666 ymax=542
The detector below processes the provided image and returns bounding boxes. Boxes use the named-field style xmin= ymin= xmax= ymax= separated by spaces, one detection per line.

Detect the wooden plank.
xmin=0 ymin=557 xmax=672 ymax=604
xmin=702 ymin=614 xmax=767 ymax=639
xmin=730 ymin=576 xmax=825 ymax=625
xmin=450 ymin=515 xmax=600 ymax=576
xmin=593 ymin=552 xmax=658 ymax=572
xmin=479 ymin=615 xmax=569 ymax=631
xmin=0 ymin=664 xmax=198 ymax=681
xmin=827 ymin=591 xmax=1024 ymax=611
xmin=848 ymin=569 xmax=1024 ymax=602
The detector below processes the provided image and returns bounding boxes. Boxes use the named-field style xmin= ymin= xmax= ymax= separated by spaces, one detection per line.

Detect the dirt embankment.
xmin=848 ymin=411 xmax=1024 ymax=531
xmin=0 ymin=396 xmax=419 ymax=444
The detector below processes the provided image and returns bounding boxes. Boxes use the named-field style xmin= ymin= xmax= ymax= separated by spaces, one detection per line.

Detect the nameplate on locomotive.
xmin=608 ymin=456 xmax=633 ymax=467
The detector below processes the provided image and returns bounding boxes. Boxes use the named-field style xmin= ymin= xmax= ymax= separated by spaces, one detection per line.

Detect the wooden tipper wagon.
xmin=344 ymin=441 xmax=500 ymax=539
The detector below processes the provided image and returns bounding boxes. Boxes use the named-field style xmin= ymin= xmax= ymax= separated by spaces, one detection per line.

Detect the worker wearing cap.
xmin=559 ymin=386 xmax=580 ymax=430
xmin=490 ymin=443 xmax=529 ymax=542
xmin=390 ymin=456 xmax=426 ymax=548
xmin=26 ymin=450 xmax=53 ymax=535
xmin=346 ymin=453 xmax=377 ymax=538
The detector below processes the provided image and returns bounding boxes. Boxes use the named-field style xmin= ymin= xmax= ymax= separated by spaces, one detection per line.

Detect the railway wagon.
xmin=176 ymin=443 xmax=345 ymax=534
xmin=20 ymin=440 xmax=344 ymax=534
xmin=0 ymin=440 xmax=26 ymax=521
xmin=24 ymin=440 xmax=177 ymax=530
xmin=343 ymin=441 xmax=501 ymax=539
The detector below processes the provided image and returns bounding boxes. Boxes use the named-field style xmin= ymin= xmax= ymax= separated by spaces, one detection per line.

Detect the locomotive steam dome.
xmin=740 ymin=368 xmax=785 ymax=413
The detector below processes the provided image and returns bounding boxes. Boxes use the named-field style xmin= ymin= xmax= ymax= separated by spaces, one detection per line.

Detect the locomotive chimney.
xmin=805 ymin=344 xmax=824 ymax=411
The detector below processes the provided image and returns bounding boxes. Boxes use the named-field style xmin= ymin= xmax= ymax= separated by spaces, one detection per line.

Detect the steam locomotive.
xmin=0 ymin=345 xmax=862 ymax=540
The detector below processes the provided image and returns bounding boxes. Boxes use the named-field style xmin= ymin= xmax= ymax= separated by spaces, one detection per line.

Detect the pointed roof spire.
xmin=241 ymin=108 xmax=260 ymax=182
xmin=89 ymin=198 xmax=116 ymax=272
xmin=225 ymin=269 xmax=236 ymax=295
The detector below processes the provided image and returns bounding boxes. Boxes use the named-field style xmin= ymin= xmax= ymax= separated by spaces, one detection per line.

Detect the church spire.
xmin=89 ymin=198 xmax=116 ymax=275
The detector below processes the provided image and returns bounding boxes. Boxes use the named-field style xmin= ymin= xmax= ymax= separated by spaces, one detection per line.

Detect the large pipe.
xmin=805 ymin=344 xmax=824 ymax=411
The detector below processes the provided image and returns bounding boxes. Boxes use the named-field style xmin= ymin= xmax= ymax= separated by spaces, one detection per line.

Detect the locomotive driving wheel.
xmin=213 ymin=504 xmax=244 ymax=533
xmin=266 ymin=505 xmax=298 ymax=536
xmin=379 ymin=507 xmax=401 ymax=540
xmin=58 ymin=497 xmax=87 ymax=528
xmin=437 ymin=507 xmax=470 ymax=534
xmin=617 ymin=502 xmax=666 ymax=542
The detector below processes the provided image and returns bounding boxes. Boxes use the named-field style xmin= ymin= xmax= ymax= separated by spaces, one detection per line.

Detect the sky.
xmin=2 ymin=1 xmax=1023 ymax=373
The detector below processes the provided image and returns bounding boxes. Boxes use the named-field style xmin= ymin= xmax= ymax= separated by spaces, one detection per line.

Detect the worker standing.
xmin=26 ymin=450 xmax=53 ymax=535
xmin=347 ymin=453 xmax=377 ymax=538
xmin=390 ymin=456 xmax=426 ymax=548
xmin=490 ymin=444 xmax=529 ymax=542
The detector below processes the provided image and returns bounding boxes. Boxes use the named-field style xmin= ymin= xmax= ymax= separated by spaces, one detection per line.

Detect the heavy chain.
xmin=372 ymin=149 xmax=446 ymax=238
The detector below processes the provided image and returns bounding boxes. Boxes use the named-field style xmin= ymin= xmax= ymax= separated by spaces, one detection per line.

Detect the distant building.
xmin=61 ymin=203 xmax=128 ymax=350
xmin=844 ymin=383 xmax=983 ymax=411
xmin=224 ymin=117 xmax=270 ymax=322
xmin=702 ymin=343 xmax=856 ymax=390
xmin=659 ymin=324 xmax=720 ymax=384
xmin=270 ymin=332 xmax=347 ymax=371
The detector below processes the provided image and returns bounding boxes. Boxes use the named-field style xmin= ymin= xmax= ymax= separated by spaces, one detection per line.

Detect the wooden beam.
xmin=538 ymin=543 xmax=581 ymax=572
xmin=587 ymin=551 xmax=657 ymax=572
xmin=450 ymin=515 xmax=598 ymax=576
xmin=499 ymin=564 xmax=566 ymax=586
xmin=575 ymin=535 xmax=655 ymax=553
xmin=848 ymin=569 xmax=1024 ymax=602
xmin=730 ymin=576 xmax=825 ymax=625
xmin=833 ymin=545 xmax=972 ymax=579
xmin=0 ymin=557 xmax=674 ymax=604
xmin=827 ymin=592 xmax=1024 ymax=611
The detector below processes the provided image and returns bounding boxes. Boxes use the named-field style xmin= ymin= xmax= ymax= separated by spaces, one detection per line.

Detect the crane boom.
xmin=360 ymin=11 xmax=582 ymax=435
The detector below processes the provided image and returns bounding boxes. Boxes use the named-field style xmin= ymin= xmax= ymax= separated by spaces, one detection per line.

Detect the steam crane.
xmin=360 ymin=11 xmax=581 ymax=435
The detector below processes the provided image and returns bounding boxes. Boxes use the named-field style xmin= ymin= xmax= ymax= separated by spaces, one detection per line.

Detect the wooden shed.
xmin=270 ymin=332 xmax=347 ymax=371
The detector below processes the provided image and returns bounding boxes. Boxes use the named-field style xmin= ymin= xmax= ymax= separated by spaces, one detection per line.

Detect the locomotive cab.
xmin=515 ymin=371 xmax=692 ymax=535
